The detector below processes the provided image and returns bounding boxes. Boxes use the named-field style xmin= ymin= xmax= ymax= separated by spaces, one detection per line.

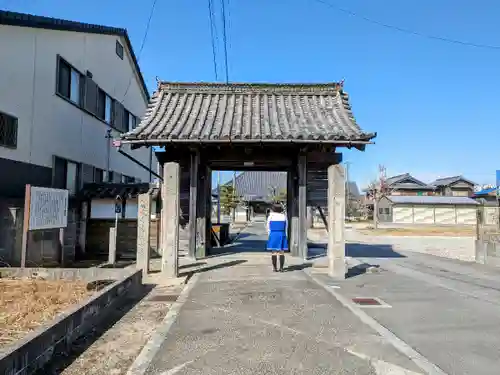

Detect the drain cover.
xmin=149 ymin=295 xmax=179 ymax=302
xmin=352 ymin=297 xmax=381 ymax=306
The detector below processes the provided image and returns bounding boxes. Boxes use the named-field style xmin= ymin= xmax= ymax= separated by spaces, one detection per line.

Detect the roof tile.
xmin=122 ymin=82 xmax=376 ymax=143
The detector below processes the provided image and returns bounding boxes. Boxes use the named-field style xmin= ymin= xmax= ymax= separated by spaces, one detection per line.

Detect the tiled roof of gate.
xmin=121 ymin=82 xmax=376 ymax=143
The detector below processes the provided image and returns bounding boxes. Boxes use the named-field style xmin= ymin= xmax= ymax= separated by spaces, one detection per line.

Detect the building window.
xmin=116 ymin=40 xmax=124 ymax=60
xmin=94 ymin=168 xmax=104 ymax=183
xmin=0 ymin=111 xmax=18 ymax=148
xmin=103 ymin=170 xmax=114 ymax=183
xmin=128 ymin=112 xmax=137 ymax=132
xmin=57 ymin=57 xmax=83 ymax=105
xmin=122 ymin=175 xmax=135 ymax=183
xmin=94 ymin=87 xmax=115 ymax=125
xmin=105 ymin=95 xmax=113 ymax=124
xmin=66 ymin=161 xmax=78 ymax=195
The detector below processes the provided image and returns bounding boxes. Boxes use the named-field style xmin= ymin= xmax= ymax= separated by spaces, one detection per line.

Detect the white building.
xmin=0 ymin=10 xmax=153 ymax=200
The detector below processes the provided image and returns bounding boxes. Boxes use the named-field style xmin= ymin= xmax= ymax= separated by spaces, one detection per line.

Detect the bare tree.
xmin=365 ymin=165 xmax=395 ymax=228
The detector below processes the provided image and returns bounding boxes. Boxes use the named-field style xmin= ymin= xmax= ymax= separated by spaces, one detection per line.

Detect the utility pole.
xmin=217 ymin=171 xmax=221 ymax=223
xmin=232 ymin=171 xmax=236 ymax=222
xmin=105 ymin=129 xmax=112 ymax=182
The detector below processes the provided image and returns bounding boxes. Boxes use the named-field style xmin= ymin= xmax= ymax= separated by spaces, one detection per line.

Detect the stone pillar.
xmin=108 ymin=227 xmax=117 ymax=265
xmin=137 ymin=193 xmax=151 ymax=277
xmin=188 ymin=150 xmax=199 ymax=259
xmin=287 ymin=169 xmax=299 ymax=256
xmin=161 ymin=162 xmax=180 ymax=278
xmin=307 ymin=206 xmax=314 ymax=229
xmin=328 ymin=163 xmax=346 ymax=279
xmin=298 ymin=154 xmax=308 ymax=260
xmin=196 ymin=165 xmax=209 ymax=259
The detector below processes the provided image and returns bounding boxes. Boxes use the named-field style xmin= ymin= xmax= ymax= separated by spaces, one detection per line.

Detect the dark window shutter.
xmin=0 ymin=112 xmax=18 ymax=148
xmin=57 ymin=59 xmax=71 ymax=98
xmin=81 ymin=164 xmax=95 ymax=186
xmin=94 ymin=168 xmax=103 ymax=183
xmin=52 ymin=156 xmax=66 ymax=189
xmin=113 ymin=101 xmax=125 ymax=132
xmin=84 ymin=77 xmax=98 ymax=114
xmin=97 ymin=88 xmax=106 ymax=120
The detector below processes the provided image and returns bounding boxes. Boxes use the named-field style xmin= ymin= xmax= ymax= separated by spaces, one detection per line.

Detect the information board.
xmin=28 ymin=186 xmax=69 ymax=230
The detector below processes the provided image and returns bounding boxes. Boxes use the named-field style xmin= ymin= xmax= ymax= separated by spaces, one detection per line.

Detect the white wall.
xmin=0 ymin=25 xmax=151 ymax=181
xmin=90 ymin=199 xmax=116 ymax=219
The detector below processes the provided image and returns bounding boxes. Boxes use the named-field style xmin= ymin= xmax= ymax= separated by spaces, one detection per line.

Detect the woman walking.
xmin=266 ymin=204 xmax=288 ymax=272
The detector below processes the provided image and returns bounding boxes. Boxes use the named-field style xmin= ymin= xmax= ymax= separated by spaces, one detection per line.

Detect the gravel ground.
xmin=39 ymin=283 xmax=183 ymax=375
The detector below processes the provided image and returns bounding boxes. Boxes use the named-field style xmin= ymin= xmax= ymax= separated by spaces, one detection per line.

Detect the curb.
xmin=126 ymin=273 xmax=201 ymax=375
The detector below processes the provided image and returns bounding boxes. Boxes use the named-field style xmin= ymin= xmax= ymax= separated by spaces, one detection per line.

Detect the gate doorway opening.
xmin=211 ymin=170 xmax=288 ymax=255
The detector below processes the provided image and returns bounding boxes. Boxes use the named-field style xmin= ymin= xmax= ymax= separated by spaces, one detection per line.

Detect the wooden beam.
xmin=196 ymin=164 xmax=210 ymax=259
xmin=298 ymin=153 xmax=308 ymax=260
xmin=188 ymin=150 xmax=199 ymax=259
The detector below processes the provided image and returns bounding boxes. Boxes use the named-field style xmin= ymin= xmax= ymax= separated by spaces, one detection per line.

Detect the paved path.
xmin=129 ymin=223 xmax=423 ymax=375
xmin=311 ymin=227 xmax=500 ymax=375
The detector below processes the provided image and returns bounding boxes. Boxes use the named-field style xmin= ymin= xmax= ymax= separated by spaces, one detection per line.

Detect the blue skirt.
xmin=267 ymin=230 xmax=289 ymax=251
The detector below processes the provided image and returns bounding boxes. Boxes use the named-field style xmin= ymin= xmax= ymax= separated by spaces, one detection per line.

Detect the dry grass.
xmin=0 ymin=278 xmax=93 ymax=348
xmin=360 ymin=226 xmax=476 ymax=237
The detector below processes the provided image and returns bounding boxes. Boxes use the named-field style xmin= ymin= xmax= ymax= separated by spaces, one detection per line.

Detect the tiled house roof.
xmin=386 ymin=173 xmax=435 ymax=190
xmin=121 ymin=82 xmax=376 ymax=143
xmin=430 ymin=175 xmax=476 ymax=187
xmin=0 ymin=10 xmax=149 ymax=100
xmin=214 ymin=172 xmax=287 ymax=202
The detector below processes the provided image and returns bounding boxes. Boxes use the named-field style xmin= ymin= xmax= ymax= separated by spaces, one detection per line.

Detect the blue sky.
xmin=3 ymin=0 xmax=500 ymax=188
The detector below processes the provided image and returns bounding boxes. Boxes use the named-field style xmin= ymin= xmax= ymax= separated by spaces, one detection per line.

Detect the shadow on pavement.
xmin=286 ymin=263 xmax=312 ymax=272
xmin=180 ymin=259 xmax=248 ymax=279
xmin=347 ymin=243 xmax=406 ymax=258
xmin=346 ymin=263 xmax=381 ymax=278
xmin=309 ymin=242 xmax=405 ymax=259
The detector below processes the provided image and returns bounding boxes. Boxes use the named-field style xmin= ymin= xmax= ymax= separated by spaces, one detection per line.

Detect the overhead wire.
xmin=121 ymin=0 xmax=158 ymax=103
xmin=220 ymin=0 xmax=230 ymax=82
xmin=312 ymin=0 xmax=500 ymax=51
xmin=208 ymin=0 xmax=219 ymax=80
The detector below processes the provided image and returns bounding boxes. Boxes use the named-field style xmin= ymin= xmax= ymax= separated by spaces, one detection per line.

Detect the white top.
xmin=266 ymin=212 xmax=288 ymax=234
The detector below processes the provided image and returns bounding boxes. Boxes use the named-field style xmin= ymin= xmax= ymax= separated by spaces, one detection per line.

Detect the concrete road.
xmin=314 ymin=229 xmax=500 ymax=375
xmin=128 ymin=223 xmax=424 ymax=375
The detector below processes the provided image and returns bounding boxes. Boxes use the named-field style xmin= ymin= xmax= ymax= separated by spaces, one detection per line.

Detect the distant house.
xmin=473 ymin=187 xmax=498 ymax=226
xmin=430 ymin=176 xmax=476 ymax=197
xmin=377 ymin=195 xmax=478 ymax=225
xmin=385 ymin=173 xmax=435 ymax=196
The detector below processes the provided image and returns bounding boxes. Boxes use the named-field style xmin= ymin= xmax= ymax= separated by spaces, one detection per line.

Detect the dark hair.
xmin=271 ymin=204 xmax=283 ymax=213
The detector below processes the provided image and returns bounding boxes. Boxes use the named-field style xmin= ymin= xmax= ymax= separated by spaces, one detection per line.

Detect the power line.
xmin=313 ymin=0 xmax=500 ymax=51
xmin=220 ymin=0 xmax=230 ymax=83
xmin=207 ymin=0 xmax=219 ymax=80
xmin=121 ymin=0 xmax=158 ymax=103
